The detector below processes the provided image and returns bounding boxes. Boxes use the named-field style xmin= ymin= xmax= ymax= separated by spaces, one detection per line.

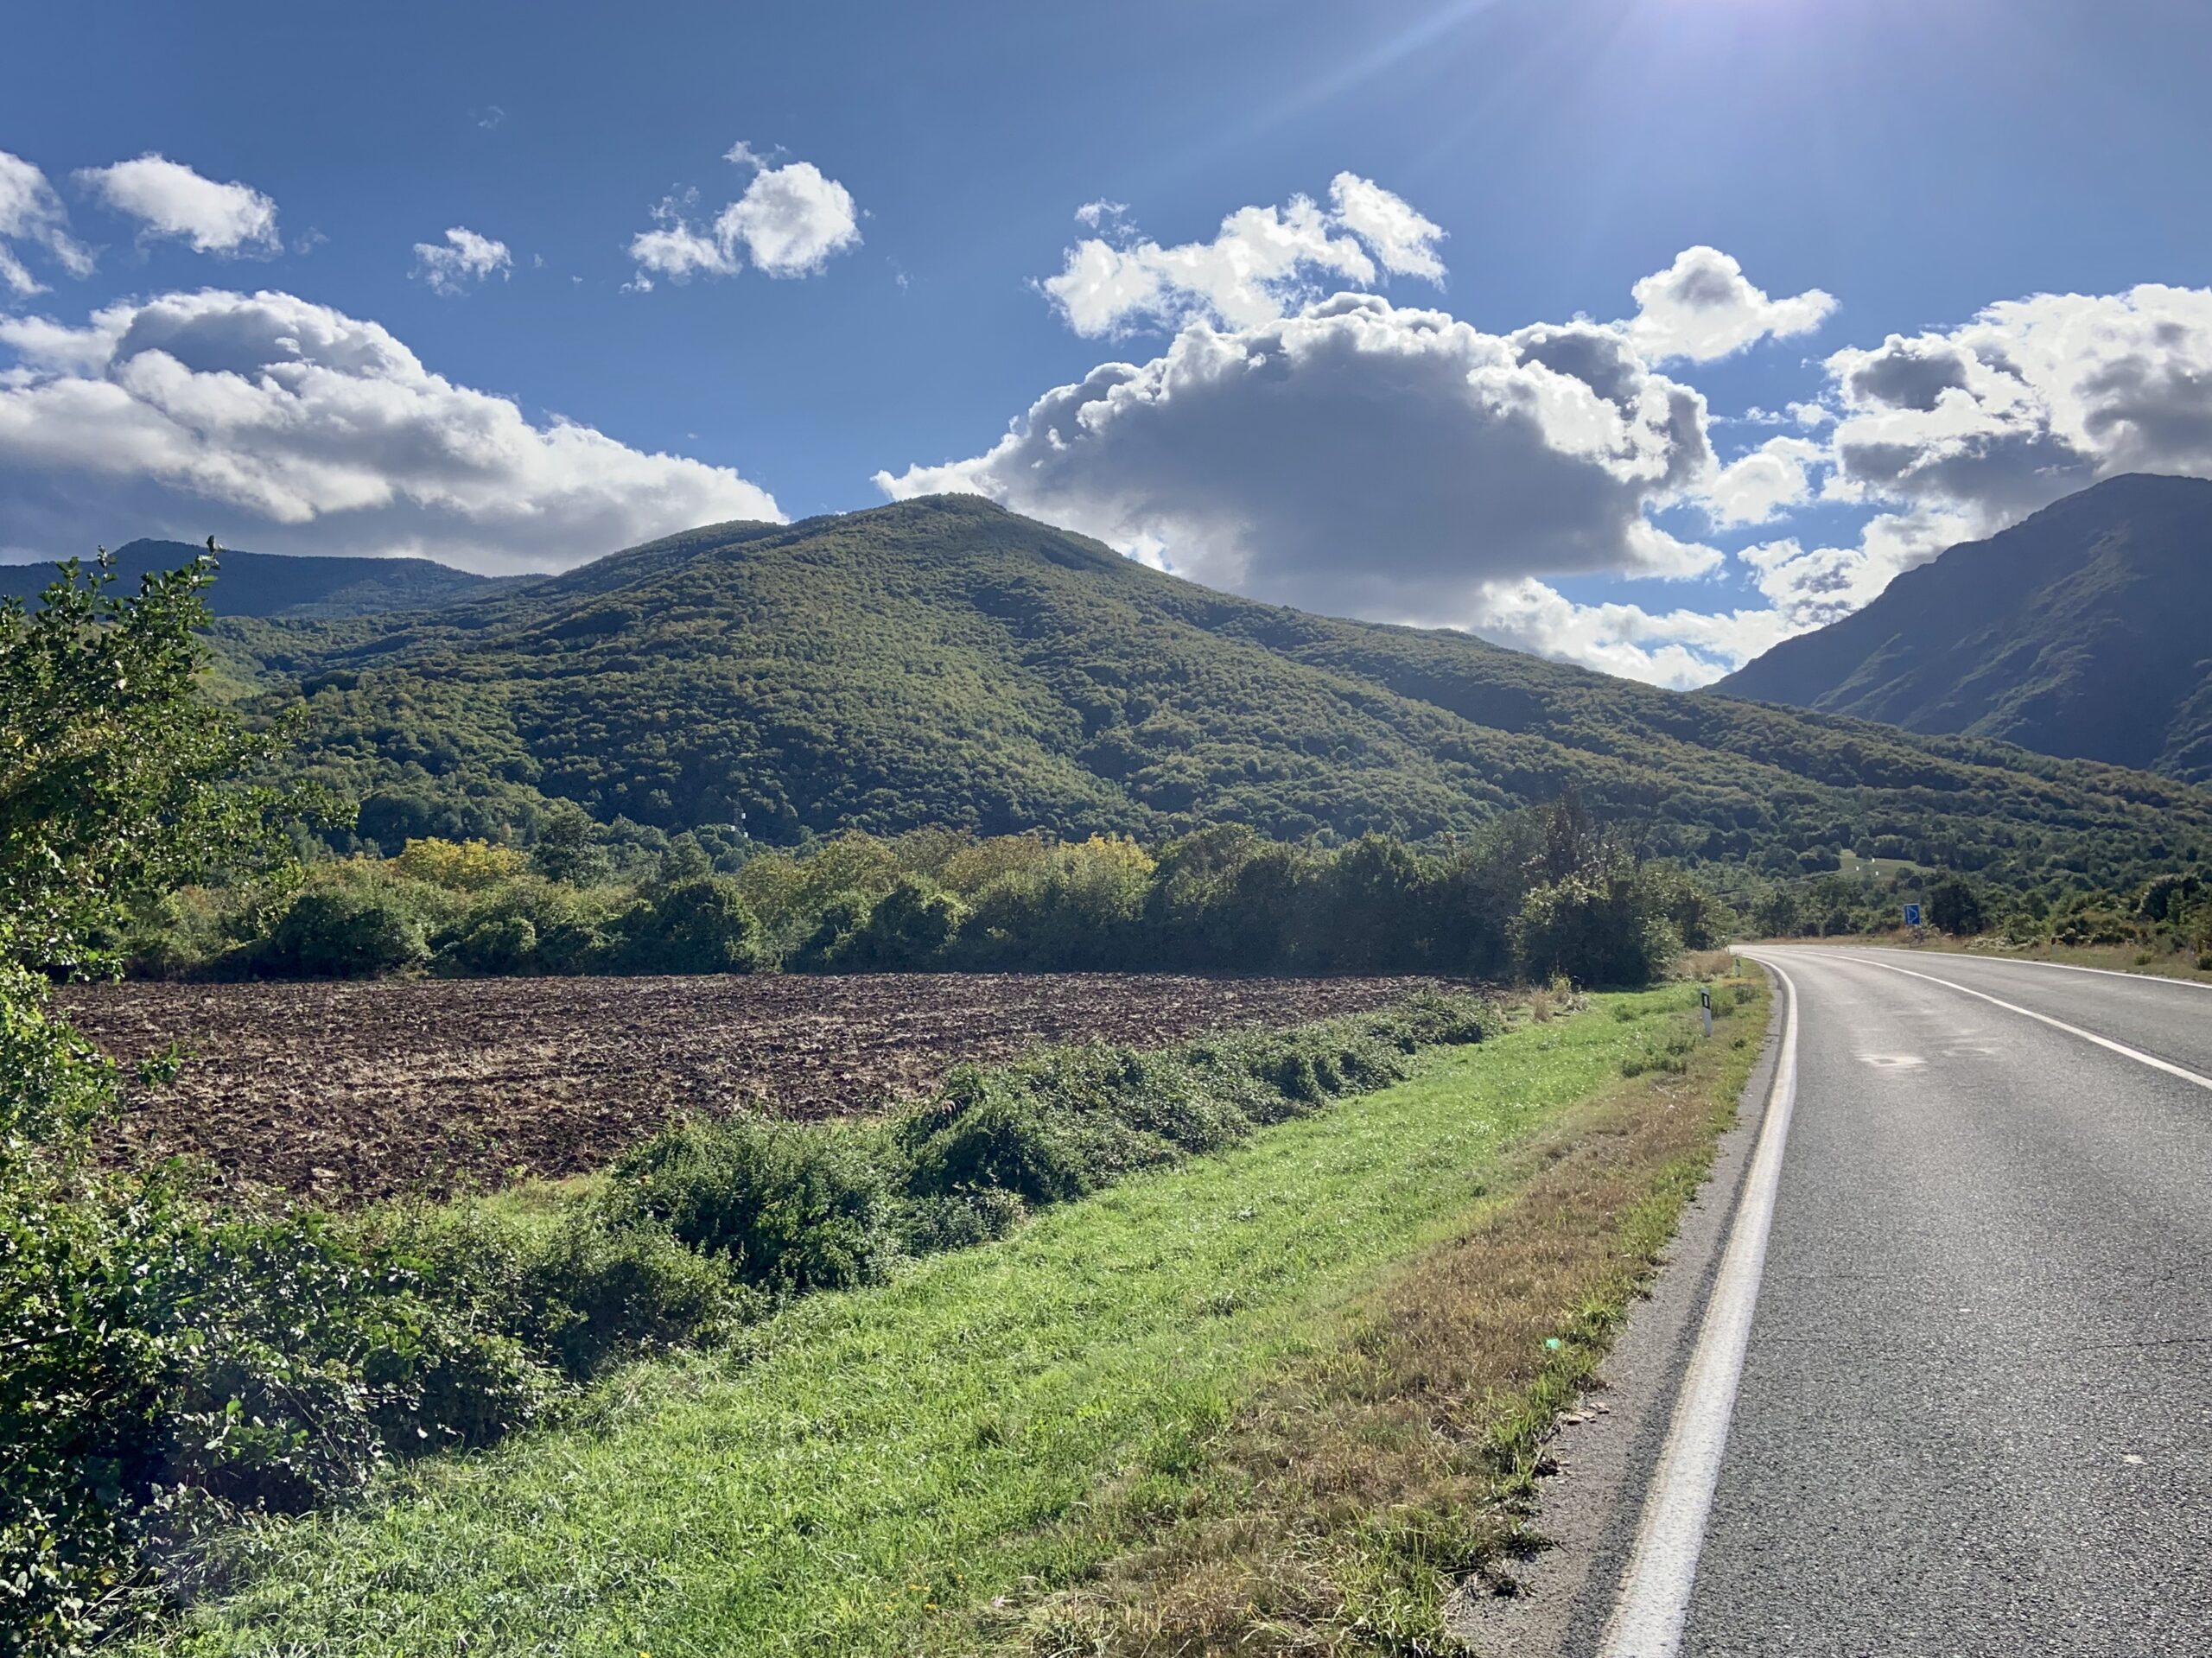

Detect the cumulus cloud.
xmin=0 ymin=288 xmax=780 ymax=570
xmin=1465 ymin=577 xmax=1801 ymax=689
xmin=1039 ymin=173 xmax=1445 ymax=337
xmin=1825 ymin=283 xmax=2212 ymax=525
xmin=1732 ymin=507 xmax=1974 ymax=634
xmin=75 ymin=154 xmax=282 ymax=256
xmin=877 ymin=294 xmax=1717 ymax=621
xmin=627 ymin=144 xmax=860 ymax=288
xmin=1691 ymin=280 xmax=2212 ymax=651
xmin=1628 ymin=245 xmax=1834 ymax=363
xmin=0 ymin=150 xmax=94 ymax=296
xmin=411 ymin=226 xmax=512 ymax=295
xmin=1703 ymin=435 xmax=1823 ymax=528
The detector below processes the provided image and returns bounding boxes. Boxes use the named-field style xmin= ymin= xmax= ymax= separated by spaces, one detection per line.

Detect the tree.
xmin=620 ymin=877 xmax=764 ymax=974
xmin=2 ymin=545 xmax=328 ymax=1646
xmin=1925 ymin=876 xmax=1987 ymax=937
xmin=529 ymin=802 xmax=612 ymax=886
xmin=1510 ymin=867 xmax=1682 ymax=988
xmin=1 ymin=543 xmax=327 ymax=978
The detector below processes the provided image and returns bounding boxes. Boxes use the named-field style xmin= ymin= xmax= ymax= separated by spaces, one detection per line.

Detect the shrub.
xmin=448 ymin=912 xmax=539 ymax=975
xmin=1926 ymin=876 xmax=1987 ymax=937
xmin=617 ymin=877 xmax=764 ymax=975
xmin=397 ymin=1205 xmax=741 ymax=1381
xmin=896 ymin=1068 xmax=1110 ymax=1205
xmin=264 ymin=886 xmax=432 ymax=977
xmin=823 ymin=877 xmax=965 ymax=970
xmin=605 ymin=1116 xmax=887 ymax=1292
xmin=1510 ymin=870 xmax=1681 ymax=988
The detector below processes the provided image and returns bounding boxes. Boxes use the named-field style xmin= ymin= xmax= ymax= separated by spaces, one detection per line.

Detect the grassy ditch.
xmin=142 ymin=975 xmax=1767 ymax=1657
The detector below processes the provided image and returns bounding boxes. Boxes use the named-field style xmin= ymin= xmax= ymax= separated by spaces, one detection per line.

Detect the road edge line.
xmin=1838 ymin=954 xmax=2212 ymax=1094
xmin=1592 ymin=956 xmax=1801 ymax=1658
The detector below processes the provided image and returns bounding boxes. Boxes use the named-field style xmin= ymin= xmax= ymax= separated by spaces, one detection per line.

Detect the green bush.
xmin=822 ymin=877 xmax=965 ymax=970
xmin=1926 ymin=876 xmax=1987 ymax=936
xmin=1510 ymin=870 xmax=1682 ymax=988
xmin=0 ymin=1163 xmax=563 ymax=1642
xmin=895 ymin=1068 xmax=1110 ymax=1205
xmin=604 ymin=1116 xmax=887 ymax=1292
xmin=264 ymin=887 xmax=432 ymax=977
xmin=617 ymin=877 xmax=765 ymax=975
xmin=396 ymin=1205 xmax=741 ymax=1381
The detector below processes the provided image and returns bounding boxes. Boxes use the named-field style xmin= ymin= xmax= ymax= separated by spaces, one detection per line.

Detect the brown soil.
xmin=65 ymin=972 xmax=1449 ymax=1205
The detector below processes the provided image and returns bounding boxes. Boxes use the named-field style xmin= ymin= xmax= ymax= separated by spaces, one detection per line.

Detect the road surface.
xmin=1602 ymin=945 xmax=2212 ymax=1657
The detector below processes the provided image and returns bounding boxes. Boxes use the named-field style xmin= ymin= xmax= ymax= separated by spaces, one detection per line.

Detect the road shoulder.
xmin=1446 ymin=975 xmax=1788 ymax=1657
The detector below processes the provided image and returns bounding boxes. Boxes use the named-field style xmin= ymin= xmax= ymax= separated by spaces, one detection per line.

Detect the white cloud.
xmin=1465 ymin=577 xmax=1800 ymax=689
xmin=1703 ymin=280 xmax=2212 ymax=650
xmin=627 ymin=145 xmax=860 ymax=287
xmin=75 ymin=154 xmax=281 ymax=256
xmin=1703 ymin=435 xmax=1823 ymax=527
xmin=411 ymin=226 xmax=513 ymax=295
xmin=1732 ymin=507 xmax=1972 ymax=635
xmin=1825 ymin=283 xmax=2212 ymax=527
xmin=717 ymin=161 xmax=861 ymax=276
xmin=0 ymin=150 xmax=94 ymax=296
xmin=1628 ymin=245 xmax=1834 ymax=363
xmin=1039 ymin=173 xmax=1444 ymax=337
xmin=1325 ymin=173 xmax=1447 ymax=282
xmin=0 ymin=288 xmax=780 ymax=571
xmin=877 ymin=294 xmax=1717 ymax=623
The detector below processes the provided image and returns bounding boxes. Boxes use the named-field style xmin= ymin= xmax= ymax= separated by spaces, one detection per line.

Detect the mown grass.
xmin=143 ymin=982 xmax=1758 ymax=1658
xmin=991 ymin=970 xmax=1766 ymax=1654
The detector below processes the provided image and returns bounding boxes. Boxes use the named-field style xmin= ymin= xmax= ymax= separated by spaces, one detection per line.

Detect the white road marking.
xmin=1595 ymin=956 xmax=1802 ymax=1658
xmin=1836 ymin=955 xmax=2212 ymax=1095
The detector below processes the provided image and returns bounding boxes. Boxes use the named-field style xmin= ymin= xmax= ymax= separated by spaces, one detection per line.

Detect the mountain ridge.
xmin=0 ymin=538 xmax=542 ymax=620
xmin=207 ymin=494 xmax=2210 ymax=891
xmin=1715 ymin=473 xmax=2212 ymax=782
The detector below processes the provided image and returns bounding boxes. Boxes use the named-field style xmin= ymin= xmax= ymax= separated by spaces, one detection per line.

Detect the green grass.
xmin=149 ymin=988 xmax=1708 ymax=1658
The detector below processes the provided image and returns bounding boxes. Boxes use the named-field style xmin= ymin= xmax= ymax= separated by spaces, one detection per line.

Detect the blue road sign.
xmin=1904 ymin=903 xmax=1923 ymax=928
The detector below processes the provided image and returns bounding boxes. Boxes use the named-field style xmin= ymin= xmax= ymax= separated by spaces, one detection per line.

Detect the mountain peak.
xmin=1716 ymin=474 xmax=2212 ymax=780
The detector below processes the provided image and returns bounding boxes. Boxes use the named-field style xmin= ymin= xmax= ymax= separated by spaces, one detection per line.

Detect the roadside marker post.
xmin=1700 ymin=985 xmax=1713 ymax=1038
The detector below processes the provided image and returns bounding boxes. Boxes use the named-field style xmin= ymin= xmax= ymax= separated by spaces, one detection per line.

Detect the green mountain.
xmin=211 ymin=496 xmax=2212 ymax=887
xmin=1716 ymin=473 xmax=2212 ymax=783
xmin=0 ymin=538 xmax=537 ymax=619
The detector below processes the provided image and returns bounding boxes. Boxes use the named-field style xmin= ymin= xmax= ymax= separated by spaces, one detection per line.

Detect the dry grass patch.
xmin=995 ymin=977 xmax=1767 ymax=1656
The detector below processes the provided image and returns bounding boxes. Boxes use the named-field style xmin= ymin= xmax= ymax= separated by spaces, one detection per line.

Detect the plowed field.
xmin=66 ymin=973 xmax=1451 ymax=1204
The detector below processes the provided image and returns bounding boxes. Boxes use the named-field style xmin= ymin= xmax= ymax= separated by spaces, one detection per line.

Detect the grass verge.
xmin=141 ymin=977 xmax=1766 ymax=1657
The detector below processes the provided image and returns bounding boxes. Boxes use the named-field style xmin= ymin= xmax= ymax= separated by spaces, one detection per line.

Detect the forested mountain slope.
xmin=1717 ymin=473 xmax=2212 ymax=783
xmin=212 ymin=496 xmax=2212 ymax=887
xmin=0 ymin=538 xmax=537 ymax=619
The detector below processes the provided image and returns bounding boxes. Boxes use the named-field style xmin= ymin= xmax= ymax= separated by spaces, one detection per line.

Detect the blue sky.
xmin=5 ymin=0 xmax=2211 ymax=683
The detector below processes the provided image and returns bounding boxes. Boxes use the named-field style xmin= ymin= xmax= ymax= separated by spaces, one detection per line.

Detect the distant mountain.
xmin=0 ymin=538 xmax=539 ymax=619
xmin=206 ymin=497 xmax=2210 ymax=890
xmin=1716 ymin=474 xmax=2212 ymax=783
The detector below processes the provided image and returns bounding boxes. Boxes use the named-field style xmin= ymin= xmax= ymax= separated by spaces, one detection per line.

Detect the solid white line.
xmin=1595 ymin=956 xmax=1802 ymax=1658
xmin=1836 ymin=954 xmax=2212 ymax=1094
xmin=1842 ymin=943 xmax=2212 ymax=995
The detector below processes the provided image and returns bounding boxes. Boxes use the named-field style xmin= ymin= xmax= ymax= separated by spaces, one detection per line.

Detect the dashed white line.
xmin=1595 ymin=955 xmax=1802 ymax=1658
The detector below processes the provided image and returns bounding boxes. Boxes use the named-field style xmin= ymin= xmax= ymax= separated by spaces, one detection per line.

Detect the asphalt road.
xmin=1611 ymin=946 xmax=2212 ymax=1656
